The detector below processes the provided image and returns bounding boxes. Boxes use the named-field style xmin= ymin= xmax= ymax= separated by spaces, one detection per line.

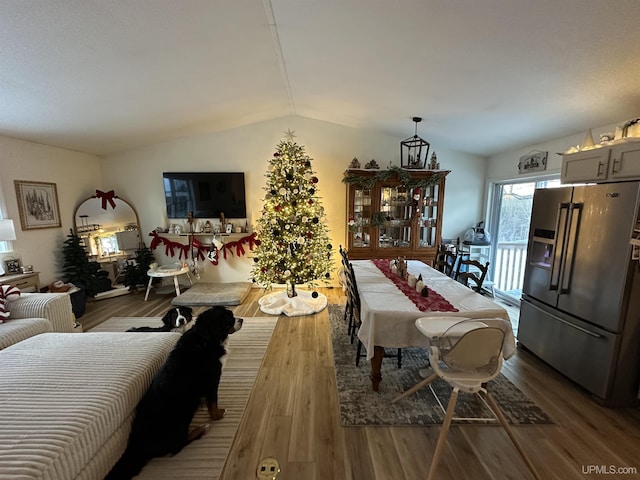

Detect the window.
xmin=0 ymin=179 xmax=12 ymax=254
xmin=487 ymin=176 xmax=561 ymax=306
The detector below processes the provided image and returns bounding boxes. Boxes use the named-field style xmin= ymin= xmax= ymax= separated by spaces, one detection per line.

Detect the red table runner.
xmin=371 ymin=259 xmax=459 ymax=312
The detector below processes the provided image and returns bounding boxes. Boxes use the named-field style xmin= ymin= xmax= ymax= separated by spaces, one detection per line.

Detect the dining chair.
xmin=347 ymin=263 xmax=402 ymax=368
xmin=432 ymin=247 xmax=458 ymax=277
xmin=339 ymin=246 xmax=353 ymax=330
xmin=392 ymin=318 xmax=541 ymax=480
xmin=455 ymin=257 xmax=490 ymax=293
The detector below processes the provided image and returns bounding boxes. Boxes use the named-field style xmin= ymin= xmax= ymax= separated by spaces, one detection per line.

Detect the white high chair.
xmin=393 ymin=318 xmax=541 ymax=480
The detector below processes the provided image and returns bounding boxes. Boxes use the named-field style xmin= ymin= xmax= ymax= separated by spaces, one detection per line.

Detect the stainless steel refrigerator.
xmin=518 ymin=181 xmax=640 ymax=406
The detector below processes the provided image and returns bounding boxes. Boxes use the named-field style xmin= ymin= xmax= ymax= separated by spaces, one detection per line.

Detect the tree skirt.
xmin=258 ymin=289 xmax=327 ymax=316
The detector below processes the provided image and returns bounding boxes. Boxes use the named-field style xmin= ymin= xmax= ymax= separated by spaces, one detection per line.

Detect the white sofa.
xmin=0 ymin=331 xmax=181 ymax=479
xmin=0 ymin=292 xmax=78 ymax=350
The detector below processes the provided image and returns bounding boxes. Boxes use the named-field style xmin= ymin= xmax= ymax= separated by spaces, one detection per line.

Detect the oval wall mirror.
xmin=74 ymin=192 xmax=142 ymax=262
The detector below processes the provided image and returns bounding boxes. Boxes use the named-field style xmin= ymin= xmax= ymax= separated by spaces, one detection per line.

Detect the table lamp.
xmin=0 ymin=219 xmax=17 ymax=275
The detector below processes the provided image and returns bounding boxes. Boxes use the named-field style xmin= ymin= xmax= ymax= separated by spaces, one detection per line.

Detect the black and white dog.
xmin=106 ymin=306 xmax=243 ymax=480
xmin=127 ymin=306 xmax=193 ymax=333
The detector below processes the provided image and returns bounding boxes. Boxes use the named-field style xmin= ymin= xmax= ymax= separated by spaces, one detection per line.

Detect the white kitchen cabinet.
xmin=561 ymin=139 xmax=640 ymax=184
xmin=609 ymin=142 xmax=640 ymax=180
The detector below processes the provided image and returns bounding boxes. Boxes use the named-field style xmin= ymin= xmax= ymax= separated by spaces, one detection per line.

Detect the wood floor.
xmin=80 ymin=288 xmax=640 ymax=480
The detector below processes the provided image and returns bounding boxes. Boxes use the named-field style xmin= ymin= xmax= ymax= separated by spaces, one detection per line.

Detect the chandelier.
xmin=400 ymin=116 xmax=430 ymax=169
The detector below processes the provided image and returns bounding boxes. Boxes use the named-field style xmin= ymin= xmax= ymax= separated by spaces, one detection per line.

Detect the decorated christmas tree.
xmin=252 ymin=131 xmax=333 ymax=302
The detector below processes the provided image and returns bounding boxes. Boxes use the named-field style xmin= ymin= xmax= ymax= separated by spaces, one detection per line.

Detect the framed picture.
xmin=14 ymin=180 xmax=61 ymax=230
xmin=4 ymin=259 xmax=21 ymax=274
xmin=518 ymin=151 xmax=548 ymax=174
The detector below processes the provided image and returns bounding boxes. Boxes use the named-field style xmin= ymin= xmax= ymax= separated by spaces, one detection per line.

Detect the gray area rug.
xmin=171 ymin=282 xmax=252 ymax=306
xmin=328 ymin=305 xmax=553 ymax=426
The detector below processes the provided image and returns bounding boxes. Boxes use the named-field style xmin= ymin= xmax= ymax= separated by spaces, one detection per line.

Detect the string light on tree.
xmin=252 ymin=131 xmax=333 ymax=315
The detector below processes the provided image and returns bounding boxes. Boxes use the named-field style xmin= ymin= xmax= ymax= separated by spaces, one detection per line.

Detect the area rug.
xmin=328 ymin=305 xmax=553 ymax=426
xmin=91 ymin=315 xmax=277 ymax=479
xmin=171 ymin=281 xmax=252 ymax=306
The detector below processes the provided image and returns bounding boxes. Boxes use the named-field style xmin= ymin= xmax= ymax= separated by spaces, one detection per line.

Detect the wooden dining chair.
xmin=455 ymin=257 xmax=490 ymax=293
xmin=347 ymin=264 xmax=402 ymax=368
xmin=433 ymin=248 xmax=458 ymax=278
xmin=339 ymin=246 xmax=354 ymax=332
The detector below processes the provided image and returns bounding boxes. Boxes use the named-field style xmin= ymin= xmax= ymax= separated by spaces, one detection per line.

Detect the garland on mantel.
xmin=148 ymin=231 xmax=259 ymax=266
xmin=342 ymin=165 xmax=449 ymax=190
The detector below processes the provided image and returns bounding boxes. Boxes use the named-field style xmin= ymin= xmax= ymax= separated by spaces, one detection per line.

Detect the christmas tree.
xmin=252 ymin=131 xmax=333 ymax=298
xmin=61 ymin=229 xmax=102 ymax=296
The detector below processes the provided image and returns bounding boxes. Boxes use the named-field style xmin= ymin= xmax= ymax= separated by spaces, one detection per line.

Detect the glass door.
xmin=378 ymin=184 xmax=413 ymax=250
xmin=349 ymin=186 xmax=372 ymax=249
xmin=418 ymin=183 xmax=439 ymax=249
xmin=487 ymin=177 xmax=561 ymax=306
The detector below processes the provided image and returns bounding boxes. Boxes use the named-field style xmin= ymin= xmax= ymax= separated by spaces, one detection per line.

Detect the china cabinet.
xmin=344 ymin=168 xmax=449 ymax=263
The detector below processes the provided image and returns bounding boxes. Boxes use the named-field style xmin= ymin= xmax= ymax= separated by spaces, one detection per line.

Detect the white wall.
xmin=0 ymin=135 xmax=100 ymax=287
xmin=484 ymin=121 xmax=626 ymax=230
xmin=486 ymin=121 xmax=622 ymax=182
xmin=101 ymin=116 xmax=486 ymax=284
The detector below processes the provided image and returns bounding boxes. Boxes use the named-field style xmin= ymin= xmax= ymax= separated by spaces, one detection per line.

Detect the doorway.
xmin=487 ymin=177 xmax=561 ymax=307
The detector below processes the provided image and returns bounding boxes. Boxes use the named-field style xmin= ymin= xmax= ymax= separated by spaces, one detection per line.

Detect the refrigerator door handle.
xmin=559 ymin=202 xmax=583 ymax=294
xmin=523 ymin=297 xmax=603 ymax=338
xmin=549 ymin=202 xmax=570 ymax=290
xmin=550 ymin=309 xmax=603 ymax=338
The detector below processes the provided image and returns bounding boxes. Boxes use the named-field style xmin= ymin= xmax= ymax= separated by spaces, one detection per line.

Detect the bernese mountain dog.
xmin=105 ymin=306 xmax=243 ymax=480
xmin=126 ymin=305 xmax=193 ymax=333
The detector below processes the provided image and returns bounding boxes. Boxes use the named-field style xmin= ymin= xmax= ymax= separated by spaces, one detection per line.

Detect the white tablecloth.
xmin=352 ymin=260 xmax=515 ymax=360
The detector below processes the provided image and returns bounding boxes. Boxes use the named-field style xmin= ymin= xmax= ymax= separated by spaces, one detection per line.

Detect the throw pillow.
xmin=0 ymin=284 xmax=21 ymax=323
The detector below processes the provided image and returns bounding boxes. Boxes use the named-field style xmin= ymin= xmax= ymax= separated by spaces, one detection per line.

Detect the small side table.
xmin=1 ymin=271 xmax=40 ymax=292
xmin=144 ymin=265 xmax=193 ymax=301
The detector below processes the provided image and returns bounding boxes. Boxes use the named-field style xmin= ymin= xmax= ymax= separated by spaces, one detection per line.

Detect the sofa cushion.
xmin=0 ymin=332 xmax=180 ymax=480
xmin=7 ymin=292 xmax=76 ymax=333
xmin=0 ymin=317 xmax=52 ymax=350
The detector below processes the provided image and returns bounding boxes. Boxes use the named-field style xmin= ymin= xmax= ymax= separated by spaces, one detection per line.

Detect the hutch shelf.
xmin=344 ymin=167 xmax=449 ymax=264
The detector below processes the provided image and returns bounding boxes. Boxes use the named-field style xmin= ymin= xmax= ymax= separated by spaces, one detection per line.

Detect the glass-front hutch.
xmin=345 ymin=167 xmax=449 ymax=264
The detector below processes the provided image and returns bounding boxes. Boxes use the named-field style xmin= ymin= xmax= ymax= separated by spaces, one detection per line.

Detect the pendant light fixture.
xmin=401 ymin=116 xmax=430 ymax=169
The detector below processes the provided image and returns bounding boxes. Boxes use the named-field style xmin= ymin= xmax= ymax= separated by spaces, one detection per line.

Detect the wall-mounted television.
xmin=163 ymin=172 xmax=247 ymax=219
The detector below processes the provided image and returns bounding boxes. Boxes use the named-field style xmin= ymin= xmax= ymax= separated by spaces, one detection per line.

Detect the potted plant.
xmin=122 ymin=244 xmax=157 ymax=291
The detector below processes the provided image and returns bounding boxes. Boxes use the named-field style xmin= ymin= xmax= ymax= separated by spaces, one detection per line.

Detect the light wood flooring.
xmin=80 ymin=288 xmax=640 ymax=480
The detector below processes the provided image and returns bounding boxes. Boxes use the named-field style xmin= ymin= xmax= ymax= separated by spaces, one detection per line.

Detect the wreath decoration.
xmin=342 ymin=165 xmax=448 ymax=190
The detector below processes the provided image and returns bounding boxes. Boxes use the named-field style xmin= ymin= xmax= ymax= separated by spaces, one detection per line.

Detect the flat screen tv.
xmin=163 ymin=172 xmax=247 ymax=219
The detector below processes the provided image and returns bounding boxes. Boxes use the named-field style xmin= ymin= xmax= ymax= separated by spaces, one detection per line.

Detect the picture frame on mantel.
xmin=14 ymin=180 xmax=62 ymax=230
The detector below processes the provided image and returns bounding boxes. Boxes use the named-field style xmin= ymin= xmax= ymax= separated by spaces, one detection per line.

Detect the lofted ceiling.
xmin=1 ymin=0 xmax=640 ymax=157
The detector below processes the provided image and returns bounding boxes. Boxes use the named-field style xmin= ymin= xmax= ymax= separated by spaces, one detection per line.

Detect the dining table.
xmin=351 ymin=259 xmax=515 ymax=391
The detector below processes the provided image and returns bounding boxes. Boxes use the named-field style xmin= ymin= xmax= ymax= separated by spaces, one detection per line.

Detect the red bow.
xmin=96 ymin=190 xmax=116 ymax=210
xmin=149 ymin=231 xmax=162 ymax=250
